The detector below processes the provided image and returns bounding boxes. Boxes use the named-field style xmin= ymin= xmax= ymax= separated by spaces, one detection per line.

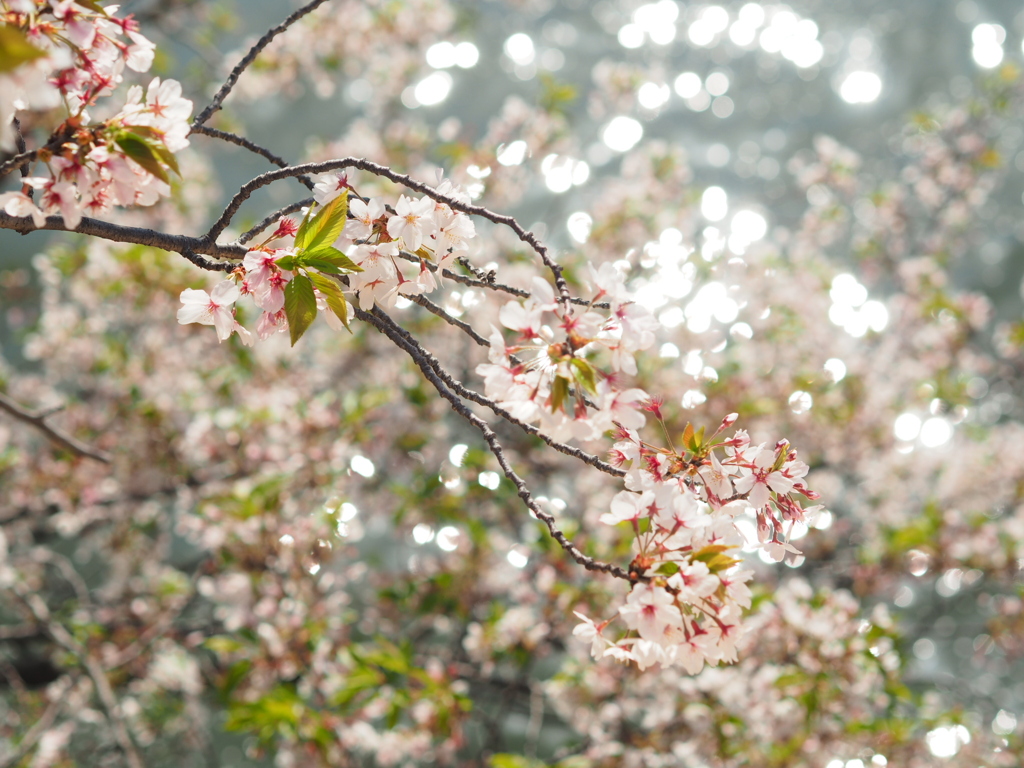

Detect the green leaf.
xmin=274 ymin=255 xmax=296 ymax=271
xmin=114 ymin=134 xmax=170 ymax=183
xmin=148 ymin=141 xmax=182 ymax=177
xmin=569 ymin=357 xmax=598 ymax=394
xmin=682 ymin=422 xmax=695 ymax=449
xmin=302 ymin=259 xmax=344 ymax=275
xmin=204 ymin=636 xmax=245 ymax=655
xmin=489 ymin=755 xmax=545 ymax=768
xmin=703 ymin=553 xmax=741 ymax=572
xmin=307 ymin=272 xmax=351 ymax=330
xmin=119 ymin=126 xmax=182 ymax=177
xmin=283 ymin=274 xmax=317 ymax=346
xmin=330 ymin=667 xmax=384 ymax=708
xmin=550 ymin=375 xmax=570 ymax=413
xmin=292 ymin=203 xmax=316 ymax=249
xmin=295 ymin=191 xmax=348 ymax=252
xmin=0 ymin=26 xmax=47 ymax=75
xmin=688 ymin=425 xmax=705 ymax=453
xmin=219 ymin=659 xmax=253 ymax=700
xmin=301 ymin=245 xmax=362 ymax=272
xmin=692 ymin=545 xmax=740 ymax=573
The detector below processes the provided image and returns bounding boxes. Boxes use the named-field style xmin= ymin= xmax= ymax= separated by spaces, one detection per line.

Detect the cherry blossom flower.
xmin=667 ymin=561 xmax=718 ymax=602
xmin=345 ymin=197 xmax=385 ymax=241
xmin=733 ymin=445 xmax=792 ymax=509
xmin=572 ymin=612 xmax=611 ymax=659
xmin=0 ymin=192 xmax=46 ymax=227
xmin=599 ymin=490 xmax=655 ymax=526
xmin=177 ymin=281 xmax=241 ymax=342
xmin=387 ymin=195 xmax=434 ymax=251
xmin=618 ymin=582 xmax=683 ymax=643
xmin=313 ymin=172 xmax=349 ymax=205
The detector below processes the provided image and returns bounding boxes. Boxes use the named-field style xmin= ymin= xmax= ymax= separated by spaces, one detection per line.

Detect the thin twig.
xmin=189 ymin=124 xmax=315 ymax=190
xmin=238 ymin=198 xmax=313 ymax=245
xmin=204 ymin=159 xmax=577 ymax=310
xmin=107 ymin=565 xmax=206 ymax=669
xmin=18 ymin=592 xmax=145 ymax=768
xmin=0 ymin=675 xmax=76 ymax=768
xmin=12 ymin=117 xmax=29 ymax=183
xmin=0 ymin=123 xmax=74 ymax=181
xmin=191 ymin=0 xmax=332 ymax=127
xmin=0 ymin=623 xmax=40 ymax=642
xmin=0 ymin=148 xmax=37 ymax=181
xmin=393 ymin=249 xmax=530 ymax=300
xmin=368 ymin=308 xmax=623 ymax=478
xmin=525 ymin=682 xmax=544 ymax=760
xmin=0 ymin=658 xmax=28 ymax=703
xmin=407 ymin=294 xmax=491 ymax=347
xmin=0 ymin=392 xmax=111 ymax=464
xmin=356 ymin=307 xmax=633 ymax=581
xmin=34 ymin=550 xmax=93 ymax=608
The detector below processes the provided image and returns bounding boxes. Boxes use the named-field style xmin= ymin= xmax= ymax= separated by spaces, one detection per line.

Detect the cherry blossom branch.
xmin=357 ymin=307 xmax=633 ymax=581
xmin=205 ymin=159 xmax=569 ymax=301
xmin=238 ymin=198 xmax=314 ymax=244
xmin=0 ymin=623 xmax=40 ymax=642
xmin=17 ymin=591 xmax=145 ymax=768
xmin=192 ymin=0 xmax=333 ymax=127
xmin=0 ymin=212 xmax=246 ymax=264
xmin=365 ymin=307 xmax=623 ymax=477
xmin=0 ymin=122 xmax=77 ymax=182
xmin=392 ymin=248 xmax=530 ymax=300
xmin=189 ymin=124 xmax=315 ymax=190
xmin=455 ymin=255 xmax=529 ymax=298
xmin=12 ymin=118 xmax=29 ymax=182
xmin=0 ymin=391 xmax=111 ymax=464
xmin=34 ymin=550 xmax=93 ymax=608
xmin=107 ymin=564 xmax=206 ymax=669
xmin=407 ymin=293 xmax=492 ymax=347
xmin=0 ymin=148 xmax=38 ymax=181
xmin=0 ymin=675 xmax=76 ymax=768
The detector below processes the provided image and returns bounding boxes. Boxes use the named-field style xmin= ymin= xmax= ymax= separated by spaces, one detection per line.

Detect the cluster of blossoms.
xmin=0 ymin=1 xmax=189 ymax=227
xmin=177 ymin=169 xmax=822 ymax=678
xmin=178 ymin=172 xmax=478 ymax=345
xmin=575 ymin=412 xmax=823 ymax=671
xmin=476 ymin=262 xmax=660 ymax=442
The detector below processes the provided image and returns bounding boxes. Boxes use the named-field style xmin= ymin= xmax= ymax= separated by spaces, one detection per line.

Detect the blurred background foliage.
xmin=2 ymin=0 xmax=1024 ymax=766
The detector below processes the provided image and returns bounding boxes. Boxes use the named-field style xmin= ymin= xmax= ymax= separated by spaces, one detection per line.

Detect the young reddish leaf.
xmin=691 ymin=425 xmax=706 ymax=453
xmin=283 ymin=273 xmax=317 ymax=346
xmin=0 ymin=27 xmax=47 ymax=75
xmin=307 ymin=272 xmax=351 ymax=331
xmin=550 ymin=375 xmax=570 ymax=413
xmin=682 ymin=422 xmax=695 ymax=448
xmin=692 ymin=545 xmax=740 ymax=572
